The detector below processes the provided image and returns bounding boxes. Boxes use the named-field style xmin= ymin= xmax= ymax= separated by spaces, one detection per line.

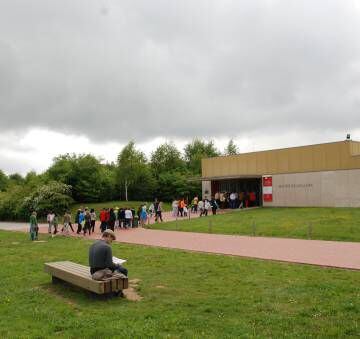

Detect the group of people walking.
xmin=29 ymin=193 xmax=234 ymax=241
xmin=214 ymin=191 xmax=259 ymax=209
xmin=172 ymin=196 xmax=219 ymax=218
xmin=97 ymin=200 xmax=164 ymax=231
xmin=40 ymin=199 xmax=165 ymax=238
xmin=98 ymin=206 xmax=140 ymax=232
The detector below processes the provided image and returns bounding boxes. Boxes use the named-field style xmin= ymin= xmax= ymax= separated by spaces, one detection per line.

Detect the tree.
xmin=225 ymin=139 xmax=239 ymax=155
xmin=156 ymin=170 xmax=201 ymax=201
xmin=184 ymin=139 xmax=220 ymax=174
xmin=0 ymin=184 xmax=29 ymax=220
xmin=116 ymin=141 xmax=156 ymax=201
xmin=21 ymin=181 xmax=73 ymax=218
xmin=0 ymin=176 xmax=41 ymax=221
xmin=46 ymin=154 xmax=74 ymax=183
xmin=150 ymin=142 xmax=185 ymax=176
xmin=127 ymin=165 xmax=157 ymax=201
xmin=98 ymin=164 xmax=117 ymax=202
xmin=47 ymin=154 xmax=112 ymax=202
xmin=0 ymin=170 xmax=8 ymax=191
xmin=8 ymin=173 xmax=24 ymax=185
xmin=24 ymin=171 xmax=46 ymax=188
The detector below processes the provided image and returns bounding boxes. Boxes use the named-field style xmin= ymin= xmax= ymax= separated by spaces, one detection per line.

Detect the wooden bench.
xmin=44 ymin=261 xmax=128 ymax=295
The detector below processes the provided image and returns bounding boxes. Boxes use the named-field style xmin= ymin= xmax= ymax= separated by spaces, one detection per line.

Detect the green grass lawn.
xmin=0 ymin=231 xmax=359 ymax=338
xmin=150 ymin=207 xmax=360 ymax=242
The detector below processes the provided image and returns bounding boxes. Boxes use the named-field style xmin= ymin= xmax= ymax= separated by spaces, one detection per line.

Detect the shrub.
xmin=0 ymin=182 xmax=73 ymax=221
xmin=21 ymin=182 xmax=73 ymax=219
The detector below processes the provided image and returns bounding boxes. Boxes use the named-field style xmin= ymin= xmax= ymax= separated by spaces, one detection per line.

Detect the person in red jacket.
xmin=99 ymin=208 xmax=108 ymax=233
xmin=105 ymin=208 xmax=110 ymax=224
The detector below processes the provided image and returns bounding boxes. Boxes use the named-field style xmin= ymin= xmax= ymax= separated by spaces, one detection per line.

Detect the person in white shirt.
xmin=183 ymin=205 xmax=188 ymax=217
xmin=172 ymin=199 xmax=179 ymax=217
xmin=47 ymin=211 xmax=55 ymax=234
xmin=229 ymin=192 xmax=236 ymax=209
xmin=148 ymin=203 xmax=154 ymax=219
xmin=204 ymin=200 xmax=211 ymax=216
xmin=198 ymin=200 xmax=205 ymax=217
xmin=124 ymin=208 xmax=133 ymax=228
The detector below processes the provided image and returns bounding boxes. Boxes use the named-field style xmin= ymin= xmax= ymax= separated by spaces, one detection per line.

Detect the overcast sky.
xmin=1 ymin=0 xmax=360 ymax=174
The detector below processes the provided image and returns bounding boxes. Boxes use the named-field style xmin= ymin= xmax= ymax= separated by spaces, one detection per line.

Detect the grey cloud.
xmin=0 ymin=0 xmax=360 ymax=143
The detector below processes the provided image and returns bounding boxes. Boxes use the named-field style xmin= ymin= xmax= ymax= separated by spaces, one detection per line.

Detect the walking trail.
xmin=1 ymin=213 xmax=359 ymax=270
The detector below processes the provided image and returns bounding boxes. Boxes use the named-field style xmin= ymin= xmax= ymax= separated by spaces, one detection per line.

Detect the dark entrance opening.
xmin=211 ymin=177 xmax=262 ymax=208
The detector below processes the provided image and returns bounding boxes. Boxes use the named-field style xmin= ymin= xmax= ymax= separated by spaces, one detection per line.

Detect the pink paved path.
xmin=1 ymin=221 xmax=360 ymax=270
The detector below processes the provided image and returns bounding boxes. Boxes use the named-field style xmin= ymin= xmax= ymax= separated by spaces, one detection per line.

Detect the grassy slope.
xmin=150 ymin=207 xmax=360 ymax=242
xmin=0 ymin=231 xmax=359 ymax=338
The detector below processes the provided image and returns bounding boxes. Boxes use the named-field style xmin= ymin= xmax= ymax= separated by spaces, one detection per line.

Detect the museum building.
xmin=201 ymin=140 xmax=360 ymax=207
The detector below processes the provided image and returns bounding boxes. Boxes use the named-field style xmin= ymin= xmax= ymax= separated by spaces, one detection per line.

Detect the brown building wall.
xmin=202 ymin=141 xmax=360 ymax=179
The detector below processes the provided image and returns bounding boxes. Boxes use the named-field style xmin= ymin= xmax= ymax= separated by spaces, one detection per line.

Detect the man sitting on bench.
xmin=89 ymin=229 xmax=128 ymax=279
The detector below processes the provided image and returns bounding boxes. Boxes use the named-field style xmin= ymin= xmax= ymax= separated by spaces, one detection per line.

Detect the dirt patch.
xmin=39 ymin=286 xmax=80 ymax=311
xmin=155 ymin=285 xmax=166 ymax=289
xmin=129 ymin=278 xmax=141 ymax=284
xmin=124 ymin=279 xmax=143 ymax=301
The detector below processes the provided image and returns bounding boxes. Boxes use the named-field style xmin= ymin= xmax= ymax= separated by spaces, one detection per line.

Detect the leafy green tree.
xmin=0 ymin=173 xmax=73 ymax=220
xmin=127 ymin=165 xmax=157 ymax=201
xmin=150 ymin=142 xmax=185 ymax=176
xmin=23 ymin=171 xmax=47 ymax=189
xmin=46 ymin=154 xmax=74 ymax=183
xmin=225 ymin=139 xmax=239 ymax=155
xmin=0 ymin=186 xmax=24 ymax=220
xmin=21 ymin=181 xmax=73 ymax=218
xmin=47 ymin=154 xmax=112 ymax=202
xmin=0 ymin=170 xmax=8 ymax=191
xmin=184 ymin=139 xmax=220 ymax=174
xmin=98 ymin=164 xmax=117 ymax=202
xmin=156 ymin=170 xmax=201 ymax=201
xmin=0 ymin=180 xmax=36 ymax=220
xmin=8 ymin=173 xmax=24 ymax=185
xmin=116 ymin=141 xmax=157 ymax=201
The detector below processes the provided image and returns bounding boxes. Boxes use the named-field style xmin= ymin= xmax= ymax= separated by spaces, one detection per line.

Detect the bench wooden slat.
xmin=48 ymin=262 xmax=91 ymax=276
xmin=46 ymin=263 xmax=91 ymax=278
xmin=55 ymin=261 xmax=90 ymax=270
xmin=44 ymin=261 xmax=128 ymax=294
xmin=47 ymin=261 xmax=90 ymax=272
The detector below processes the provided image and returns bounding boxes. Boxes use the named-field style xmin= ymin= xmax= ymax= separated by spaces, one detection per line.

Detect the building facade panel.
xmin=321 ymin=171 xmax=335 ymax=207
xmin=263 ymin=169 xmax=360 ymax=207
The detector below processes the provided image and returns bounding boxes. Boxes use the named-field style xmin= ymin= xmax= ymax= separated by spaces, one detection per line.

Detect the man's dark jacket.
xmin=89 ymin=240 xmax=116 ymax=274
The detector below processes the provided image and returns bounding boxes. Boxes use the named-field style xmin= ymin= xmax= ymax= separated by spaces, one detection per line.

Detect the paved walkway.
xmin=1 ymin=221 xmax=359 ymax=270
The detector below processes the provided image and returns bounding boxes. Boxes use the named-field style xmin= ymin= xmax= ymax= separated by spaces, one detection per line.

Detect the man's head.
xmin=102 ymin=229 xmax=116 ymax=244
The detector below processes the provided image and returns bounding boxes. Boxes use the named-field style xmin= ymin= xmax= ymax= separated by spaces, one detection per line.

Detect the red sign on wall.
xmin=262 ymin=176 xmax=273 ymax=202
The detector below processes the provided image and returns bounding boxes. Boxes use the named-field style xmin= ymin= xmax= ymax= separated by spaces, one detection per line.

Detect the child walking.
xmin=29 ymin=211 xmax=38 ymax=241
